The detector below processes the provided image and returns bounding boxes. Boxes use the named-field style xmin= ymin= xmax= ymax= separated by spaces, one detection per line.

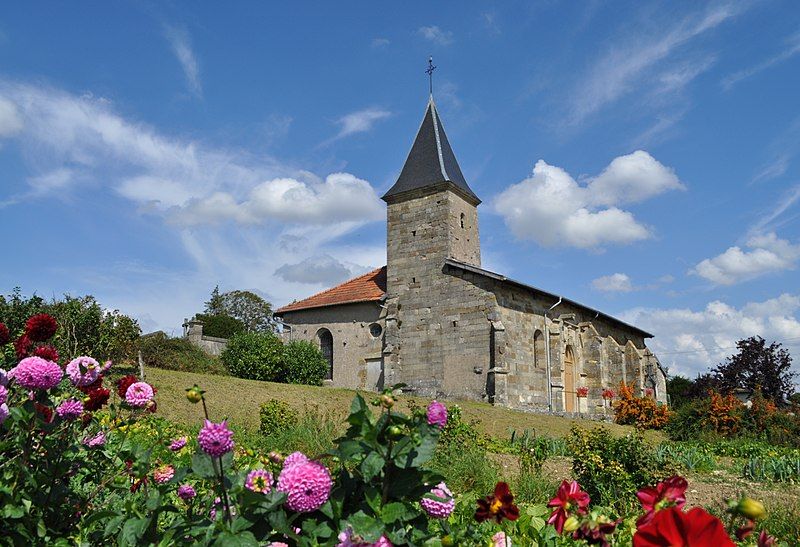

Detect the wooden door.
xmin=564 ymin=346 xmax=576 ymax=412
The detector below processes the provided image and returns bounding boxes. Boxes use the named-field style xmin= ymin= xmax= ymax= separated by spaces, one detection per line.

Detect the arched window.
xmin=317 ymin=328 xmax=333 ymax=380
xmin=533 ymin=330 xmax=545 ymax=369
xmin=460 ymin=212 xmax=465 ymax=229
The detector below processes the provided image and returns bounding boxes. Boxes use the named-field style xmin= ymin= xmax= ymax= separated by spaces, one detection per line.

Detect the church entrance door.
xmin=564 ymin=346 xmax=576 ymax=413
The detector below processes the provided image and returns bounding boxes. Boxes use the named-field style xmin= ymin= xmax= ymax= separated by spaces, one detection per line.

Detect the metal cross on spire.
xmin=426 ymin=56 xmax=436 ymax=96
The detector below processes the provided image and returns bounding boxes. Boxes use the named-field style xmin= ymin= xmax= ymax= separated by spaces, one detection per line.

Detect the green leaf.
xmin=360 ymin=451 xmax=384 ymax=481
xmin=120 ymin=517 xmax=149 ymax=545
xmin=212 ymin=531 xmax=259 ymax=547
xmin=192 ymin=452 xmax=217 ymax=479
xmin=380 ymin=502 xmax=409 ymax=523
xmin=348 ymin=511 xmax=384 ymax=543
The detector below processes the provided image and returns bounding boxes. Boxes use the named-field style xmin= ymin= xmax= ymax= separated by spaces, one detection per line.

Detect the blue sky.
xmin=1 ymin=1 xmax=799 ymax=378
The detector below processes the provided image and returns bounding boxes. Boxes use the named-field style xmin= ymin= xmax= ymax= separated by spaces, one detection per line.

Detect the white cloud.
xmin=691 ymin=233 xmax=800 ymax=285
xmin=591 ymin=273 xmax=634 ymax=292
xmin=371 ymin=38 xmax=390 ymax=48
xmin=417 ymin=25 xmax=454 ymax=46
xmin=274 ymin=254 xmax=364 ymax=286
xmin=164 ymin=26 xmax=202 ymax=97
xmin=0 ymin=97 xmax=22 ymax=137
xmin=622 ymin=294 xmax=800 ymax=378
xmin=493 ymin=151 xmax=682 ymax=249
xmin=722 ymin=30 xmax=800 ymax=90
xmin=567 ymin=4 xmax=742 ymax=126
xmin=333 ymin=107 xmax=391 ymax=140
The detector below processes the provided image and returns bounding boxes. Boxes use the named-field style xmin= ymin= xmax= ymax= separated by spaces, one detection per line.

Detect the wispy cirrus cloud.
xmin=327 ymin=107 xmax=391 ymax=142
xmin=417 ymin=25 xmax=454 ymax=46
xmin=722 ymin=29 xmax=800 ymax=90
xmin=163 ymin=25 xmax=202 ymax=97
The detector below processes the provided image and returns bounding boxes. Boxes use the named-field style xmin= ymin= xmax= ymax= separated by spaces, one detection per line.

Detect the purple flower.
xmin=197 ymin=419 xmax=234 ymax=457
xmin=101 ymin=360 xmax=113 ymax=373
xmin=245 ymin=469 xmax=273 ymax=493
xmin=0 ymin=368 xmax=8 ymax=387
xmin=337 ymin=528 xmax=393 ymax=547
xmin=0 ymin=385 xmax=7 ymax=406
xmin=209 ymin=496 xmax=237 ymax=519
xmin=83 ymin=431 xmax=106 ymax=448
xmin=426 ymin=400 xmax=447 ymax=428
xmin=9 ymin=357 xmax=63 ymax=390
xmin=277 ymin=460 xmax=332 ymax=512
xmin=420 ymin=482 xmax=455 ymax=519
xmin=169 ymin=437 xmax=187 ymax=451
xmin=283 ymin=451 xmax=309 ymax=468
xmin=125 ymin=382 xmax=154 ymax=408
xmin=56 ymin=399 xmax=84 ymax=420
xmin=0 ymin=403 xmax=8 ymax=424
xmin=65 ymin=356 xmax=100 ymax=387
xmin=177 ymin=484 xmax=196 ymax=501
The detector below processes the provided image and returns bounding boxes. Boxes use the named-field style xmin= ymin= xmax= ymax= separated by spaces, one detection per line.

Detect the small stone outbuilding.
xmin=276 ymin=96 xmax=667 ymax=414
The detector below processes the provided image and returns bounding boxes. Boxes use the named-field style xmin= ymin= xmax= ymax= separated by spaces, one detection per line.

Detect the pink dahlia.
xmin=66 ymin=356 xmax=101 ymax=387
xmin=0 ymin=403 xmax=8 ymax=424
xmin=169 ymin=437 xmax=188 ymax=451
xmin=83 ymin=431 xmax=106 ymax=448
xmin=125 ymin=381 xmax=154 ymax=408
xmin=426 ymin=400 xmax=448 ymax=428
xmin=284 ymin=451 xmax=309 ymax=468
xmin=245 ymin=469 xmax=273 ymax=493
xmin=25 ymin=313 xmax=58 ymax=342
xmin=177 ymin=484 xmax=196 ymax=501
xmin=0 ymin=322 xmax=10 ymax=345
xmin=277 ymin=460 xmax=332 ymax=512
xmin=492 ymin=532 xmax=511 ymax=547
xmin=153 ymin=465 xmax=175 ymax=484
xmin=420 ymin=482 xmax=455 ymax=519
xmin=198 ymin=419 xmax=234 ymax=457
xmin=10 ymin=357 xmax=63 ymax=390
xmin=337 ymin=528 xmax=393 ymax=547
xmin=56 ymin=398 xmax=84 ymax=420
xmin=0 ymin=385 xmax=7 ymax=405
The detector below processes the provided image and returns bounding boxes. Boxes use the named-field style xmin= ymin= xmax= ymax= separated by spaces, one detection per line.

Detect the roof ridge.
xmin=275 ymin=266 xmax=386 ymax=313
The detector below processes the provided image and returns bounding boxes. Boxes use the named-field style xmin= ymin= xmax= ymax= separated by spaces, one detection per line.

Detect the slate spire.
xmin=382 ymin=96 xmax=480 ymax=205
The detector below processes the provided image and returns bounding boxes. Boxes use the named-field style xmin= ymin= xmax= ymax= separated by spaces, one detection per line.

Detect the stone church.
xmin=276 ymin=96 xmax=667 ymax=414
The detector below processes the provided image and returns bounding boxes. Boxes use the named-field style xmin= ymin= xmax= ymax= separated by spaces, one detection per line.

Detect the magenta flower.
xmin=177 ymin=484 xmax=196 ymax=501
xmin=0 ymin=368 xmax=8 ymax=386
xmin=426 ymin=400 xmax=447 ymax=428
xmin=153 ymin=465 xmax=175 ymax=484
xmin=0 ymin=385 xmax=7 ymax=405
xmin=56 ymin=399 xmax=84 ymax=420
xmin=492 ymin=532 xmax=511 ymax=547
xmin=245 ymin=469 xmax=273 ymax=493
xmin=10 ymin=357 xmax=63 ymax=390
xmin=125 ymin=381 xmax=154 ymax=408
xmin=198 ymin=419 xmax=234 ymax=457
xmin=83 ymin=431 xmax=106 ymax=448
xmin=283 ymin=451 xmax=309 ymax=468
xmin=169 ymin=436 xmax=188 ymax=451
xmin=66 ymin=356 xmax=101 ymax=387
xmin=277 ymin=460 xmax=332 ymax=512
xmin=0 ymin=403 xmax=8 ymax=424
xmin=337 ymin=528 xmax=393 ymax=547
xmin=420 ymin=482 xmax=455 ymax=519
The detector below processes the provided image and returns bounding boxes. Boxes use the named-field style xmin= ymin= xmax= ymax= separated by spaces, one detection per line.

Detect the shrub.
xmin=569 ymin=426 xmax=669 ymax=512
xmin=221 ymin=331 xmax=283 ymax=381
xmin=282 ymin=340 xmax=328 ymax=385
xmin=613 ymin=382 xmax=671 ymax=429
xmin=259 ymin=398 xmax=298 ymax=436
xmin=194 ymin=313 xmax=245 ymax=339
xmin=137 ymin=332 xmax=227 ymax=375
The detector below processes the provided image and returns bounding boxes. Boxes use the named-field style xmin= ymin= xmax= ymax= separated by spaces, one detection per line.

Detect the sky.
xmin=1 ymin=1 xmax=799 ymax=380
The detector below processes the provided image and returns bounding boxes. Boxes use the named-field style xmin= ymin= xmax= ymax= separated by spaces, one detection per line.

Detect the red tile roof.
xmin=275 ymin=266 xmax=387 ymax=315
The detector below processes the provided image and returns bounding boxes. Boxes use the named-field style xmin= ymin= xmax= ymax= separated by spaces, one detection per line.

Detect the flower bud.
xmin=736 ymin=497 xmax=766 ymax=521
xmin=185 ymin=385 xmax=203 ymax=404
xmin=564 ymin=515 xmax=580 ymax=533
xmin=380 ymin=394 xmax=395 ymax=409
xmin=268 ymin=451 xmax=284 ymax=464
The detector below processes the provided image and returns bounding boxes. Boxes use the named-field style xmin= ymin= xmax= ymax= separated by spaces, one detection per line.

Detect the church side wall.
xmin=278 ymin=302 xmax=384 ymax=390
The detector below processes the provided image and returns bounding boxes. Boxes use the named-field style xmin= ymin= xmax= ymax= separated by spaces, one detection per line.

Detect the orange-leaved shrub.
xmin=613 ymin=382 xmax=671 ymax=430
xmin=703 ymin=390 xmax=743 ymax=435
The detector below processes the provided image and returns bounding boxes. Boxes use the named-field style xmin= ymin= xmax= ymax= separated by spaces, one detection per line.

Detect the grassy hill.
xmin=144 ymin=367 xmax=662 ymax=441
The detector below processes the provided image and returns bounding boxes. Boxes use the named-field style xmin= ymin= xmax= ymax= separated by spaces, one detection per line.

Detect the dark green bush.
xmin=194 ymin=313 xmax=245 ymax=339
xmin=282 ymin=340 xmax=328 ymax=385
xmin=137 ymin=332 xmax=226 ymax=375
xmin=259 ymin=399 xmax=298 ymax=436
xmin=221 ymin=331 xmax=284 ymax=381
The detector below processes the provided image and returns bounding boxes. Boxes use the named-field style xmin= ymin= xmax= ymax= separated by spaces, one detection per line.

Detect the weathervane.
xmin=426 ymin=56 xmax=436 ymax=96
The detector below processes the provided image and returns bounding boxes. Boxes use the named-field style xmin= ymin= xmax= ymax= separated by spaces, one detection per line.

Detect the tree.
xmin=204 ymin=285 xmax=225 ymax=316
xmin=712 ymin=336 xmax=796 ymax=405
xmin=194 ymin=313 xmax=245 ymax=339
xmin=666 ymin=375 xmax=695 ymax=408
xmin=201 ymin=287 xmax=275 ymax=333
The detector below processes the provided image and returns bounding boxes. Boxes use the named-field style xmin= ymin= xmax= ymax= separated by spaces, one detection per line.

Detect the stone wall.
xmin=183 ymin=319 xmax=227 ymax=356
xmin=279 ymin=302 xmax=385 ymax=390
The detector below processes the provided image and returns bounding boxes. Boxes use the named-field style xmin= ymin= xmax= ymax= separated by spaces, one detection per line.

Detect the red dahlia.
xmin=84 ymin=387 xmax=110 ymax=411
xmin=633 ymin=507 xmax=735 ymax=547
xmin=33 ymin=345 xmax=60 ymax=363
xmin=0 ymin=322 xmax=9 ymax=345
xmin=475 ymin=482 xmax=520 ymax=523
xmin=25 ymin=313 xmax=58 ymax=342
xmin=547 ymin=480 xmax=591 ymax=533
xmin=636 ymin=475 xmax=688 ymax=526
xmin=34 ymin=402 xmax=54 ymax=423
xmin=116 ymin=375 xmax=138 ymax=398
xmin=14 ymin=335 xmax=32 ymax=359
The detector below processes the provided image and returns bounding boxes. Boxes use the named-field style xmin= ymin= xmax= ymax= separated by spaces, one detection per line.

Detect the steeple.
xmin=382 ymin=97 xmax=480 ymax=205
